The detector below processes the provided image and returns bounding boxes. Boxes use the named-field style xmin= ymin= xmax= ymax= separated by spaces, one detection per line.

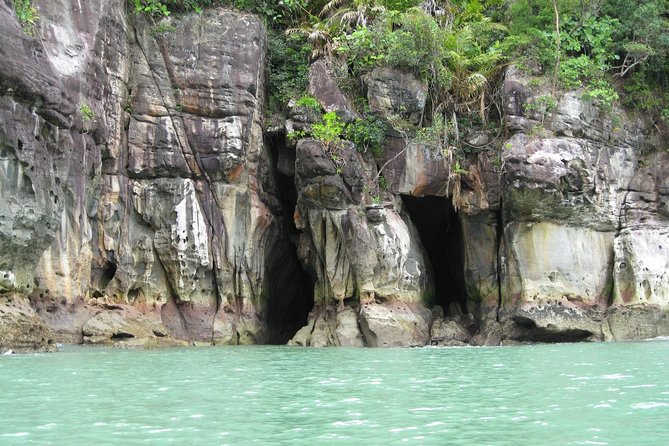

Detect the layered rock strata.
xmin=0 ymin=2 xmax=667 ymax=351
xmin=0 ymin=2 xmax=310 ymax=350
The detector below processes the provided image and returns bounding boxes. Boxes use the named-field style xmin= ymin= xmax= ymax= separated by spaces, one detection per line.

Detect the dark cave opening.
xmin=263 ymin=131 xmax=314 ymax=343
xmin=96 ymin=260 xmax=117 ymax=290
xmin=402 ymin=195 xmax=467 ymax=316
xmin=511 ymin=316 xmax=593 ymax=343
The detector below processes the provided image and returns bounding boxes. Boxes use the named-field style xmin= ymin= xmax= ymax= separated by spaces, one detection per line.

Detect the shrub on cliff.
xmin=130 ymin=0 xmax=309 ymax=26
xmin=503 ymin=0 xmax=668 ymax=115
xmin=268 ymin=30 xmax=311 ymax=110
xmin=11 ymin=0 xmax=39 ymax=34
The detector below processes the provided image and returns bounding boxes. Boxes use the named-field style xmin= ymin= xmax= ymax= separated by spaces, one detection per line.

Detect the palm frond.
xmin=466 ymin=73 xmax=487 ymax=93
xmin=319 ymin=0 xmax=350 ymax=18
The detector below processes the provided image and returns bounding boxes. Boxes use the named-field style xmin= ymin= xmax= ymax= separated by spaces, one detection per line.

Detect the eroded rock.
xmin=0 ymin=295 xmax=56 ymax=353
xmin=365 ymin=67 xmax=427 ymax=126
xmin=359 ymin=301 xmax=432 ymax=348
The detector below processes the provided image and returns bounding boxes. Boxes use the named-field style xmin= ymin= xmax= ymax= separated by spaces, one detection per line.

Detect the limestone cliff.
xmin=0 ymin=1 xmax=311 ymax=350
xmin=0 ymin=1 xmax=667 ymax=352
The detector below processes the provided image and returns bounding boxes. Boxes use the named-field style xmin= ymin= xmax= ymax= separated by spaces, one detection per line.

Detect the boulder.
xmin=288 ymin=306 xmax=364 ymax=347
xmin=359 ymin=301 xmax=432 ymax=347
xmin=430 ymin=314 xmax=474 ymax=346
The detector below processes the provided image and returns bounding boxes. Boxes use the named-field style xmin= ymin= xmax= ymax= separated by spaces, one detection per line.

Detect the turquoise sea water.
xmin=1 ymin=341 xmax=668 ymax=445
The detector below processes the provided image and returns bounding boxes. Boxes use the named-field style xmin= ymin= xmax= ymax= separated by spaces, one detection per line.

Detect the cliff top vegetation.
xmin=131 ymin=1 xmax=668 ymax=110
xmin=126 ymin=0 xmax=668 ymax=152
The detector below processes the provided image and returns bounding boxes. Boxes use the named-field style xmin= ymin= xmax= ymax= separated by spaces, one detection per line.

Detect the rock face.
xmin=0 ymin=2 xmax=310 ymax=350
xmin=496 ymin=67 xmax=668 ymax=341
xmin=365 ymin=67 xmax=427 ymax=126
xmin=0 ymin=295 xmax=56 ymax=353
xmin=287 ymin=138 xmax=432 ymax=346
xmin=609 ymin=151 xmax=669 ymax=339
xmin=0 ymin=4 xmax=667 ymax=351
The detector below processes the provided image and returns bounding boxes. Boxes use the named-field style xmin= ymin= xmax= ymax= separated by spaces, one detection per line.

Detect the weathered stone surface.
xmin=359 ymin=301 xmax=431 ymax=347
xmin=613 ymin=152 xmax=669 ymax=309
xmin=29 ymin=295 xmax=97 ymax=344
xmin=470 ymin=320 xmax=503 ymax=347
xmin=365 ymin=67 xmax=427 ymax=126
xmin=502 ymin=222 xmax=614 ymax=308
xmin=503 ymin=66 xmax=651 ymax=149
xmin=380 ymin=136 xmax=451 ymax=196
xmin=309 ymin=60 xmax=356 ymax=122
xmin=605 ymin=305 xmax=669 ymax=341
xmin=502 ymin=133 xmax=636 ymax=230
xmin=0 ymin=295 xmax=56 ymax=353
xmin=289 ymin=137 xmax=434 ymax=346
xmin=430 ymin=314 xmax=474 ymax=346
xmin=498 ymin=221 xmax=613 ymax=337
xmin=0 ymin=4 xmax=313 ymax=349
xmin=1 ymin=4 xmax=668 ymax=349
xmin=294 ymin=139 xmax=430 ymax=305
xmin=295 ymin=139 xmax=354 ymax=210
xmin=493 ymin=66 xmax=659 ymax=339
xmin=455 ymin=151 xmax=502 ymax=214
xmin=82 ymin=304 xmax=179 ymax=347
xmin=613 ymin=227 xmax=669 ymax=307
xmin=289 ymin=306 xmax=364 ymax=347
xmin=461 ymin=213 xmax=499 ymax=316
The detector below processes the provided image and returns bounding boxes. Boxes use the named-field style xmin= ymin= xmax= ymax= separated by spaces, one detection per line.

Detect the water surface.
xmin=1 ymin=341 xmax=668 ymax=445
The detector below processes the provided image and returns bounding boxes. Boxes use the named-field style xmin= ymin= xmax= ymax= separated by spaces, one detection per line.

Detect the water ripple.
xmin=0 ymin=343 xmax=668 ymax=444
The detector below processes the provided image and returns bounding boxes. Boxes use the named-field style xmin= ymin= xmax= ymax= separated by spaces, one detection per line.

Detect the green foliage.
xmin=559 ymin=55 xmax=597 ymax=89
xmin=131 ymin=0 xmax=309 ymax=25
xmin=415 ymin=114 xmax=451 ymax=147
xmin=12 ymin=0 xmax=39 ymax=34
xmin=561 ymin=16 xmax=618 ymax=67
xmin=524 ymin=94 xmax=558 ymax=123
xmin=268 ymin=30 xmax=311 ymax=109
xmin=295 ymin=95 xmax=321 ymax=110
xmin=229 ymin=0 xmax=308 ymax=26
xmin=379 ymin=0 xmax=420 ymax=12
xmin=311 ymin=112 xmax=345 ymax=147
xmin=453 ymin=160 xmax=468 ymax=175
xmin=150 ymin=21 xmax=177 ymax=35
xmin=603 ymin=0 xmax=669 ymax=72
xmin=582 ymin=79 xmax=619 ymax=109
xmin=378 ymin=175 xmax=388 ymax=190
xmin=335 ymin=9 xmax=452 ymax=84
xmin=525 ymin=95 xmax=557 ymax=113
xmin=335 ymin=26 xmax=389 ymax=77
xmin=501 ymin=0 xmax=669 ymax=116
xmin=287 ymin=129 xmax=307 ymax=141
xmin=291 ymin=109 xmax=387 ymax=156
xmin=386 ymin=10 xmax=446 ymax=77
xmin=133 ymin=0 xmax=669 ymax=140
xmin=80 ymin=103 xmax=95 ymax=121
xmin=132 ymin=0 xmax=173 ymax=16
xmin=500 ymin=5 xmax=608 ymax=111
xmin=333 ymin=6 xmax=502 ymax=121
xmin=344 ymin=113 xmax=387 ymax=156
xmin=661 ymin=108 xmax=669 ymax=126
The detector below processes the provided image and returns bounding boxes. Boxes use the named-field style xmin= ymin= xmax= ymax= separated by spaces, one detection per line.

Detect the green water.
xmin=1 ymin=342 xmax=668 ymax=445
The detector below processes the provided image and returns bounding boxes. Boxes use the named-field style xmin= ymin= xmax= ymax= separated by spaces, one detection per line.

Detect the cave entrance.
xmin=402 ymin=195 xmax=466 ymax=316
xmin=263 ymin=131 xmax=314 ymax=344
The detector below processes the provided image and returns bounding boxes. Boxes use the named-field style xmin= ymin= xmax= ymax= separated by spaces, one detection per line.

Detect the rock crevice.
xmin=0 ymin=2 xmax=667 ymax=351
